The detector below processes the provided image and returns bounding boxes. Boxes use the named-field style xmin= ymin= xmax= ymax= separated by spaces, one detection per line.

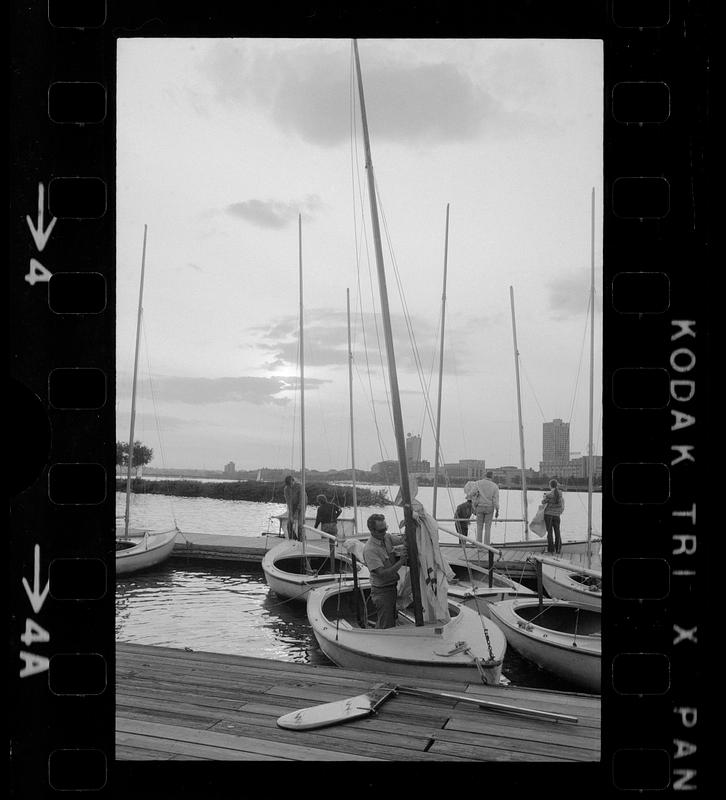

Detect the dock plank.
xmin=116 ymin=642 xmax=600 ymax=761
xmin=118 ymin=718 xmax=379 ymax=761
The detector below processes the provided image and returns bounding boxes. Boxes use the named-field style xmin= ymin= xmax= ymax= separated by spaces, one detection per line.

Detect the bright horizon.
xmin=117 ymin=38 xmax=603 ymax=473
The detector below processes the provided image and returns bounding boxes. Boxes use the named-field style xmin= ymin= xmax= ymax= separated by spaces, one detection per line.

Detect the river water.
xmin=116 ymin=484 xmax=602 ymax=692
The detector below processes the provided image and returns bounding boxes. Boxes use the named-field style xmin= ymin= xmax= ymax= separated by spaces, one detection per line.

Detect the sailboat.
xmin=486 ymin=191 xmax=602 ymax=692
xmin=262 ymin=217 xmax=369 ymax=601
xmin=487 ymin=597 xmax=600 ymax=692
xmin=116 ymin=225 xmax=179 ymax=575
xmin=432 ymin=259 xmax=598 ymax=581
xmin=307 ymin=40 xmax=506 ymax=686
xmin=425 ymin=206 xmax=534 ymax=614
xmin=540 ymin=188 xmax=603 ymax=609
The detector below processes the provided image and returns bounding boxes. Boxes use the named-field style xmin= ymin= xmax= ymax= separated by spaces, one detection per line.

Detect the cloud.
xmin=251 ymin=307 xmax=475 ymax=374
xmin=116 ymin=411 xmax=189 ymax=433
xmin=546 ymin=272 xmax=603 ymax=320
xmin=201 ymin=41 xmax=534 ymax=148
xmin=117 ymin=375 xmax=327 ymax=406
xmin=226 ymin=195 xmax=322 ymax=229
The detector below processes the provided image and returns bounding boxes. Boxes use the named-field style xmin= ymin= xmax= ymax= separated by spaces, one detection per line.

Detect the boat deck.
xmin=116 ymin=642 xmax=600 ymax=762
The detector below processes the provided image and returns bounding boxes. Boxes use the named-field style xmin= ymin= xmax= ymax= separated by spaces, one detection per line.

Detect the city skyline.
xmin=154 ymin=415 xmax=599 ymax=475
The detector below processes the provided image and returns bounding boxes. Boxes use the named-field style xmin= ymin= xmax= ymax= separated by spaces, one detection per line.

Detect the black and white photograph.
xmin=114 ymin=36 xmax=604 ymax=762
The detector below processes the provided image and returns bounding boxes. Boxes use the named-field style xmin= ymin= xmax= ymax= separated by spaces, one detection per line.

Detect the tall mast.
xmin=346 ymin=289 xmax=359 ymax=534
xmin=509 ymin=286 xmax=529 ymax=538
xmin=298 ymin=214 xmax=307 ymax=539
xmin=432 ymin=203 xmax=450 ymax=519
xmin=587 ymin=188 xmax=595 ymax=567
xmin=353 ymin=39 xmax=424 ymax=624
xmin=124 ymin=224 xmax=148 ymax=539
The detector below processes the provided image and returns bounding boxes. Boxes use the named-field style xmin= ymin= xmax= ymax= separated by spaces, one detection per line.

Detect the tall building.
xmin=542 ymin=419 xmax=569 ymax=462
xmin=223 ymin=461 xmax=236 ymax=474
xmin=540 ymin=418 xmax=570 ymax=475
xmin=405 ymin=433 xmax=422 ymax=462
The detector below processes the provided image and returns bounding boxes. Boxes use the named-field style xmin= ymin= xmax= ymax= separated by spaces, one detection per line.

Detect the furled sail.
xmin=395 ymin=480 xmax=454 ymax=623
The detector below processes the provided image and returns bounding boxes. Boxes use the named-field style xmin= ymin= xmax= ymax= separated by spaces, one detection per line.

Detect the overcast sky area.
xmin=117 ymin=38 xmax=603 ymax=473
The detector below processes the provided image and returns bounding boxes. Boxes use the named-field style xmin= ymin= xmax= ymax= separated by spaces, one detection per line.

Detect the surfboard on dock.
xmin=276 ymin=683 xmax=396 ymax=730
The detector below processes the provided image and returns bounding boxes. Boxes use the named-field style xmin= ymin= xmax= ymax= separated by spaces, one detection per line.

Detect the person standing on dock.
xmin=542 ymin=479 xmax=565 ymax=554
xmin=283 ymin=475 xmax=303 ymax=540
xmin=454 ymin=498 xmax=473 ymax=537
xmin=465 ymin=471 xmax=500 ymax=545
xmin=363 ymin=514 xmax=407 ymax=629
xmin=314 ymin=494 xmax=342 ymax=539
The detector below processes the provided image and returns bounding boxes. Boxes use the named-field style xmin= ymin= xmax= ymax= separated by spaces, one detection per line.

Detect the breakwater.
xmin=117 ymin=478 xmax=389 ymax=506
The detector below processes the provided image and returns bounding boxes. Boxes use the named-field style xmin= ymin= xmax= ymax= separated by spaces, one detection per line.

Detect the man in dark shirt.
xmin=454 ymin=498 xmax=473 ymax=536
xmin=314 ymin=494 xmax=342 ymax=538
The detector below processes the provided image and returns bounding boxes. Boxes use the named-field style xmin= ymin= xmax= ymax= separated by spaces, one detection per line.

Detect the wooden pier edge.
xmin=116 ymin=642 xmax=600 ymax=762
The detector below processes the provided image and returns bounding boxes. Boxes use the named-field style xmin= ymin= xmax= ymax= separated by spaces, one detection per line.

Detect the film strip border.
xmin=11 ymin=1 xmax=114 ymax=795
xmin=9 ymin=1 xmax=707 ymax=794
xmin=604 ymin=0 xmax=704 ymax=792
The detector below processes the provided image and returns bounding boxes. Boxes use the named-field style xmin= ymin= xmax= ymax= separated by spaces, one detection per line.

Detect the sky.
xmin=116 ymin=37 xmax=603 ymax=473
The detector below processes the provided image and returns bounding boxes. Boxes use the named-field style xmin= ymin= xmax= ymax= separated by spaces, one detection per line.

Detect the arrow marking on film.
xmin=22 ymin=545 xmax=50 ymax=614
xmin=26 ymin=183 xmax=57 ymax=252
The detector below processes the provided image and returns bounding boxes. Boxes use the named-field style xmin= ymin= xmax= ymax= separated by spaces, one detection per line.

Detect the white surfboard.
xmin=276 ymin=683 xmax=396 ymax=730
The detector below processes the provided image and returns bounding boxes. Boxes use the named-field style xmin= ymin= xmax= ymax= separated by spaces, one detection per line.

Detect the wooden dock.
xmin=171 ymin=531 xmax=280 ymax=564
xmin=116 ymin=642 xmax=600 ymax=761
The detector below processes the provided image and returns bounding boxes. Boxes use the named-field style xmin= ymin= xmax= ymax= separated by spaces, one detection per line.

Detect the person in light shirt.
xmin=465 ymin=471 xmax=500 ymax=545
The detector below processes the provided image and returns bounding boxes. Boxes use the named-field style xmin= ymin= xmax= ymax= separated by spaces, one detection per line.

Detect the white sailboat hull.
xmin=262 ymin=539 xmax=369 ymax=603
xmin=541 ymin=560 xmax=602 ymax=610
xmin=488 ymin=598 xmax=601 ymax=692
xmin=445 ymin=555 xmax=537 ymax=617
xmin=307 ymin=581 xmax=507 ymax=685
xmin=116 ymin=527 xmax=178 ymax=575
xmin=442 ymin=538 xmax=600 ymax=581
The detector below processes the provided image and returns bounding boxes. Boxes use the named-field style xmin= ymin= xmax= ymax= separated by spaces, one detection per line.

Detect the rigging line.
xmin=141 ymin=325 xmax=178 ymax=527
xmin=350 ymin=358 xmax=402 ymax=526
xmin=349 ymin=100 xmax=397 ymax=447
xmin=418 ymin=306 xmax=443 ymax=435
xmin=353 ymin=186 xmax=396 ymax=467
xmin=374 ymin=179 xmax=443 ymax=462
xmin=566 ymin=292 xmax=592 ymax=429
xmin=519 ymin=358 xmax=547 ymax=420
xmin=289 ymin=332 xmax=301 ymax=473
xmin=347 ymin=54 xmax=400 ymax=522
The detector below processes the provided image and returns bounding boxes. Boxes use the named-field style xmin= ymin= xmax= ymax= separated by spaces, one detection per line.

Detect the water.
xmin=116 ymin=485 xmax=601 ymax=692
xmin=118 ymin=482 xmax=602 ymax=542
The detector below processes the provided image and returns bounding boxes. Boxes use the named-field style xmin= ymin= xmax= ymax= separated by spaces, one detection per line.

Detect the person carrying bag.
xmin=541 ymin=479 xmax=565 ymax=554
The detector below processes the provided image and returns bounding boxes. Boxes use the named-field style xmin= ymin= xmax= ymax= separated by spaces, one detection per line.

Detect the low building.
xmin=439 ymin=460 xmax=486 ymax=480
xmin=570 ymin=454 xmax=603 ymax=479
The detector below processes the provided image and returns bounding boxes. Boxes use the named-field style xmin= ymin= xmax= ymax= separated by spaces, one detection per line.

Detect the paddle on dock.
xmin=277 ymin=682 xmax=578 ymax=730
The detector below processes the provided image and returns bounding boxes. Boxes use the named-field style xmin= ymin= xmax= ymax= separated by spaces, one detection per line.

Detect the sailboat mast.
xmin=124 ymin=224 xmax=148 ymax=539
xmin=353 ymin=39 xmax=424 ymax=624
xmin=509 ymin=286 xmax=529 ymax=537
xmin=298 ymin=214 xmax=307 ymax=540
xmin=587 ymin=188 xmax=595 ymax=565
xmin=432 ymin=204 xmax=450 ymax=519
xmin=346 ymin=288 xmax=359 ymax=534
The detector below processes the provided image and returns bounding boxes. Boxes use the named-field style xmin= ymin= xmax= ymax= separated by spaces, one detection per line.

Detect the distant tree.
xmin=116 ymin=441 xmax=154 ymax=468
